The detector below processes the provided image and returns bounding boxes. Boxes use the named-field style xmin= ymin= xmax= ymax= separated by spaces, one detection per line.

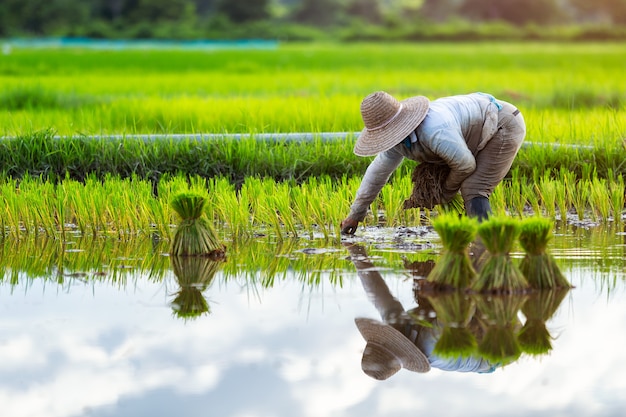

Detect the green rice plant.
xmin=518 ymin=216 xmax=572 ymax=289
xmin=439 ymin=194 xmax=465 ymax=216
xmin=211 ymin=178 xmax=253 ymax=239
xmin=473 ymin=294 xmax=526 ymax=365
xmin=508 ymin=169 xmax=527 ymax=218
xmin=517 ymin=289 xmax=569 ymax=356
xmin=170 ymin=255 xmax=223 ymax=320
xmin=538 ymin=173 xmax=557 ymax=219
xmin=609 ymin=173 xmax=625 ymax=221
xmin=553 ymin=176 xmax=569 ymax=222
xmin=571 ymin=179 xmax=590 ymax=221
xmin=524 ymin=182 xmax=541 ymax=216
xmin=589 ymin=177 xmax=611 ymax=222
xmin=170 ymin=191 xmax=225 ymax=258
xmin=427 ymin=292 xmax=478 ymax=359
xmin=489 ymin=185 xmax=507 ymax=217
xmin=471 ymin=216 xmax=529 ymax=294
xmin=426 ymin=213 xmax=478 ymax=290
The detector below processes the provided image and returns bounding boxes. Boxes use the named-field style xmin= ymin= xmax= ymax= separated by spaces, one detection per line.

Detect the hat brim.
xmin=355 ymin=317 xmax=431 ymax=373
xmin=354 ymin=96 xmax=430 ymax=157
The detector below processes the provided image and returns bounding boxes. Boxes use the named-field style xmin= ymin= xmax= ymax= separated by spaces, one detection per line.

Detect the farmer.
xmin=341 ymin=91 xmax=525 ymax=234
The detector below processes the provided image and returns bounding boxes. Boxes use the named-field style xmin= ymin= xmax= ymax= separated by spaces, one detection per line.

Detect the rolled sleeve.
xmin=349 ymin=148 xmax=404 ymax=221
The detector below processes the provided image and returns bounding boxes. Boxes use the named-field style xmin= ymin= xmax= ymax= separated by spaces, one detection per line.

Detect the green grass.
xmin=1 ymin=43 xmax=625 ymax=136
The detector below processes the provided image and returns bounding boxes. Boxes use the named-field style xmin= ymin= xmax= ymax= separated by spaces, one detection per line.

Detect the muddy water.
xmin=0 ymin=221 xmax=625 ymax=417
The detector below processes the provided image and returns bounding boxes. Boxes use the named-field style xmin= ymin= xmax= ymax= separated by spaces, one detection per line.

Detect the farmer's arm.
xmin=428 ymin=131 xmax=476 ymax=201
xmin=347 ymin=148 xmax=404 ymax=222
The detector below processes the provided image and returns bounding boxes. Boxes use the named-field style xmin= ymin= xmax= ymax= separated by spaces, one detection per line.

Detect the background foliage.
xmin=1 ymin=0 xmax=626 ymax=40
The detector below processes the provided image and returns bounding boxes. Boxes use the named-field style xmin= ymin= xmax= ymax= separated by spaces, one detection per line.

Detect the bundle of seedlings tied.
xmin=170 ymin=191 xmax=225 ymax=258
xmin=471 ymin=216 xmax=530 ymax=294
xmin=427 ymin=213 xmax=478 ymax=290
xmin=518 ymin=217 xmax=572 ymax=289
xmin=517 ymin=288 xmax=569 ymax=356
xmin=403 ymin=163 xmax=463 ymax=213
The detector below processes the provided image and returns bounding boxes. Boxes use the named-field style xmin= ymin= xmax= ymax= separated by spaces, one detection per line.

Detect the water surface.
xmin=1 ymin=223 xmax=625 ymax=417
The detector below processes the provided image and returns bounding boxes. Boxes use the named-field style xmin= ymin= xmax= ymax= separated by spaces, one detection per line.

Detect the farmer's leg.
xmin=462 ymin=101 xmax=526 ymax=219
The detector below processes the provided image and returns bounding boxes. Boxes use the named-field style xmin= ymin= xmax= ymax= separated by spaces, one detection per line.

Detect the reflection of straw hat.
xmin=355 ymin=318 xmax=430 ymax=380
xmin=354 ymin=91 xmax=430 ymax=157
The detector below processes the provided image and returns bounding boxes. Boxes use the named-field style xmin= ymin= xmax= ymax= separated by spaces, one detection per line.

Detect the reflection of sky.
xmin=0 ymin=267 xmax=625 ymax=417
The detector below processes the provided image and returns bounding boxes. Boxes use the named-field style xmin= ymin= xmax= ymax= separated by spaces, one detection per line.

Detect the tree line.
xmin=1 ymin=0 xmax=625 ymax=40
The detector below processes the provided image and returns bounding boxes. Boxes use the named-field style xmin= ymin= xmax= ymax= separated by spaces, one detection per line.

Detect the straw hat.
xmin=355 ymin=317 xmax=430 ymax=380
xmin=354 ymin=91 xmax=430 ymax=157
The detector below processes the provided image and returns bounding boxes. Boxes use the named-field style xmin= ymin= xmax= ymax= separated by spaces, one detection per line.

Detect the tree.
xmin=290 ymin=0 xmax=345 ymax=26
xmin=459 ymin=0 xmax=565 ymax=25
xmin=345 ymin=0 xmax=383 ymax=24
xmin=123 ymin=0 xmax=197 ymax=23
xmin=418 ymin=0 xmax=461 ymax=22
xmin=215 ymin=0 xmax=271 ymax=23
xmin=570 ymin=0 xmax=626 ymax=24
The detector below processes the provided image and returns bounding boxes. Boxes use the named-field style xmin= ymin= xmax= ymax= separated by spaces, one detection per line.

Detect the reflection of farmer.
xmin=341 ymin=91 xmax=525 ymax=234
xmin=347 ymin=243 xmax=498 ymax=380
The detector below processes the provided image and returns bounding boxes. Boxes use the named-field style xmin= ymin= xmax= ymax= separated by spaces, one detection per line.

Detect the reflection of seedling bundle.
xmin=474 ymin=295 xmax=526 ymax=364
xmin=427 ymin=292 xmax=478 ymax=359
xmin=518 ymin=288 xmax=569 ymax=355
xmin=427 ymin=214 xmax=478 ymax=290
xmin=170 ymin=191 xmax=225 ymax=258
xmin=170 ymin=255 xmax=223 ymax=319
xmin=472 ymin=216 xmax=529 ymax=294
xmin=518 ymin=217 xmax=571 ymax=289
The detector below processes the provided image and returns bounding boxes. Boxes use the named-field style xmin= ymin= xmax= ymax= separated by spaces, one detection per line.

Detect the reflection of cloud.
xmin=0 ymin=268 xmax=625 ymax=417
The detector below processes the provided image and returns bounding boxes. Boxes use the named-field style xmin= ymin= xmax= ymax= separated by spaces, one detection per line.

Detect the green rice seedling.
xmin=523 ymin=182 xmax=541 ymax=216
xmin=538 ymin=173 xmax=557 ymax=219
xmin=439 ymin=194 xmax=465 ymax=216
xmin=517 ymin=289 xmax=569 ymax=356
xmin=427 ymin=292 xmax=478 ymax=359
xmin=170 ymin=255 xmax=223 ymax=320
xmin=571 ymin=179 xmax=590 ymax=221
xmin=553 ymin=176 xmax=569 ymax=222
xmin=508 ymin=169 xmax=527 ymax=218
xmin=170 ymin=191 xmax=225 ymax=258
xmin=609 ymin=174 xmax=625 ymax=221
xmin=489 ymin=185 xmax=507 ymax=217
xmin=518 ymin=216 xmax=572 ymax=289
xmin=471 ymin=216 xmax=529 ymax=294
xmin=473 ymin=294 xmax=526 ymax=365
xmin=589 ymin=177 xmax=611 ymax=222
xmin=426 ymin=213 xmax=478 ymax=290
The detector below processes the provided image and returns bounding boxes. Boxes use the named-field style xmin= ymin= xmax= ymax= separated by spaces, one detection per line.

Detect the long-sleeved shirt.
xmin=348 ymin=92 xmax=501 ymax=221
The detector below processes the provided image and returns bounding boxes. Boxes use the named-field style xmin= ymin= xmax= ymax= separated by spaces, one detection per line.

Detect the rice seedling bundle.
xmin=426 ymin=214 xmax=478 ymax=290
xmin=518 ymin=216 xmax=571 ymax=289
xmin=427 ymin=292 xmax=478 ymax=359
xmin=471 ymin=216 xmax=529 ymax=294
xmin=517 ymin=289 xmax=569 ymax=355
xmin=403 ymin=163 xmax=450 ymax=211
xmin=170 ymin=191 xmax=225 ymax=258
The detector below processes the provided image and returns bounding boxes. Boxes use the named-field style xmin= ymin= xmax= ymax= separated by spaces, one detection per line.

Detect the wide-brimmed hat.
xmin=355 ymin=317 xmax=430 ymax=380
xmin=354 ymin=91 xmax=430 ymax=157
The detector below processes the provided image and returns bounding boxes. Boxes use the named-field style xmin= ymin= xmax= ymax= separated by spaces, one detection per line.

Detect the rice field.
xmin=1 ymin=42 xmax=625 ymax=239
xmin=0 ymin=169 xmax=623 ymax=241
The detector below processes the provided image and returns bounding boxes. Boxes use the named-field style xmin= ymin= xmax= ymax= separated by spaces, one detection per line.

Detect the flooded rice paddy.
xmin=1 ymin=220 xmax=625 ymax=417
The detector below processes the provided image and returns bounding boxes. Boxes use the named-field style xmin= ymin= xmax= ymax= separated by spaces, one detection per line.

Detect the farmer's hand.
xmin=340 ymin=217 xmax=359 ymax=235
